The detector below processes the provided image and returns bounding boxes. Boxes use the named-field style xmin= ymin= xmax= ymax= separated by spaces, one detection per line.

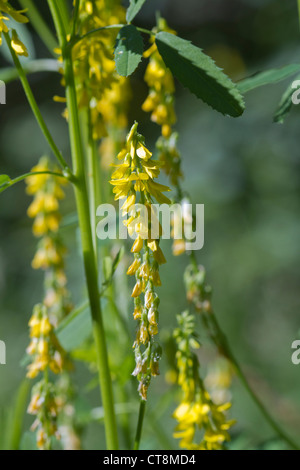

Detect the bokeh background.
xmin=1 ymin=0 xmax=300 ymax=450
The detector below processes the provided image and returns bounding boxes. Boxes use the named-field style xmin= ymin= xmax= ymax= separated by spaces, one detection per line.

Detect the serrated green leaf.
xmin=237 ymin=64 xmax=300 ymax=94
xmin=155 ymin=32 xmax=245 ymax=117
xmin=126 ymin=0 xmax=147 ymax=22
xmin=114 ymin=25 xmax=143 ymax=77
xmin=273 ymin=76 xmax=300 ymax=123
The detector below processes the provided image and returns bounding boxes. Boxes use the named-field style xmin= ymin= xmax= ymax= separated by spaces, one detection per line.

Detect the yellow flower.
xmin=113 ymin=123 xmax=170 ymax=401
xmin=11 ymin=29 xmax=28 ymax=56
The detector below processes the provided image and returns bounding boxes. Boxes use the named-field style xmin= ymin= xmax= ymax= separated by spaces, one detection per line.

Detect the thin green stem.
xmin=19 ymin=0 xmax=58 ymax=55
xmin=71 ymin=0 xmax=80 ymax=38
xmin=133 ymin=400 xmax=146 ymax=450
xmin=12 ymin=170 xmax=68 ymax=184
xmin=136 ymin=26 xmax=154 ymax=36
xmin=86 ymin=108 xmax=102 ymax=262
xmin=72 ymin=24 xmax=153 ymax=48
xmin=298 ymin=0 xmax=300 ymax=29
xmin=208 ymin=311 xmax=299 ymax=450
xmin=0 ymin=170 xmax=69 ymax=195
xmin=57 ymin=0 xmax=70 ymax=34
xmin=3 ymin=32 xmax=71 ymax=174
xmin=47 ymin=0 xmax=118 ymax=450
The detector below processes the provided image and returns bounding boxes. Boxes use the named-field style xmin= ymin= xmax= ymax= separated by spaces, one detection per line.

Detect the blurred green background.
xmin=1 ymin=0 xmax=300 ymax=450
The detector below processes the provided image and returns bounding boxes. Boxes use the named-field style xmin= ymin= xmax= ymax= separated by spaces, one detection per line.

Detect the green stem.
xmin=3 ymin=32 xmax=71 ymax=174
xmin=298 ymin=0 xmax=300 ymax=29
xmin=133 ymin=400 xmax=146 ymax=450
xmin=0 ymin=171 xmax=69 ymax=195
xmin=71 ymin=0 xmax=80 ymax=38
xmin=209 ymin=312 xmax=299 ymax=450
xmin=47 ymin=0 xmax=118 ymax=450
xmin=73 ymin=24 xmax=153 ymax=48
xmin=57 ymin=0 xmax=70 ymax=34
xmin=19 ymin=0 xmax=58 ymax=55
xmin=86 ymin=108 xmax=102 ymax=262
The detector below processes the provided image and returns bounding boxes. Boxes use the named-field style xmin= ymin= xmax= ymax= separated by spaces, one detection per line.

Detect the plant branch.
xmin=0 ymin=170 xmax=69 ymax=195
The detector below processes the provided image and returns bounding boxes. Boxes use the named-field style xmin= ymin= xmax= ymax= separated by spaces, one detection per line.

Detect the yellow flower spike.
xmin=173 ymin=312 xmax=235 ymax=450
xmin=112 ymin=122 xmax=169 ymax=401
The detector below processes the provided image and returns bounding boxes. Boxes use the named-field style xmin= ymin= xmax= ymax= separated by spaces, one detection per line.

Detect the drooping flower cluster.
xmin=173 ymin=311 xmax=235 ymax=450
xmin=28 ymin=377 xmax=61 ymax=450
xmin=26 ymin=304 xmax=69 ymax=379
xmin=0 ymin=1 xmax=28 ymax=55
xmin=72 ymin=0 xmax=130 ymax=142
xmin=110 ymin=122 xmax=171 ymax=399
xmin=26 ymin=157 xmax=72 ymax=326
xmin=25 ymin=157 xmax=76 ymax=449
xmin=26 ymin=303 xmax=72 ymax=449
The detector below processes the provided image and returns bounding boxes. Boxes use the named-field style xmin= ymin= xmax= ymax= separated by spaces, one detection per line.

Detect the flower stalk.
xmin=47 ymin=0 xmax=118 ymax=449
